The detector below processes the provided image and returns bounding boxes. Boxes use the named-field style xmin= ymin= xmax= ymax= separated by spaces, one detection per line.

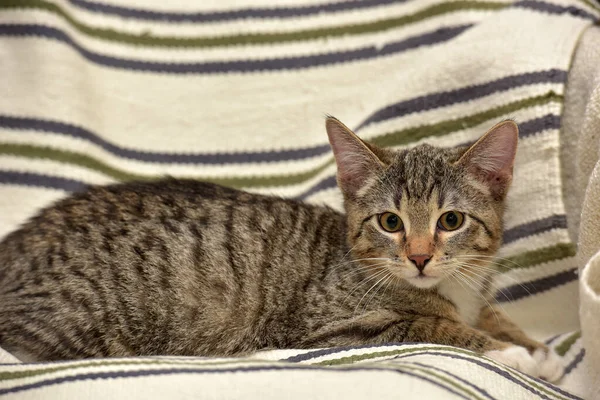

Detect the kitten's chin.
xmin=406 ymin=276 xmax=442 ymax=289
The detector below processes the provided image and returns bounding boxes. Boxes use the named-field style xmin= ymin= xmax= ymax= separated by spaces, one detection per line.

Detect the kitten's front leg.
xmin=302 ymin=311 xmax=539 ymax=377
xmin=477 ymin=305 xmax=564 ymax=382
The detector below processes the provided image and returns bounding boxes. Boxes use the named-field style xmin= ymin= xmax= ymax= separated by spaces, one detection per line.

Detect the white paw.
xmin=485 ymin=346 xmax=539 ymax=377
xmin=533 ymin=348 xmax=564 ymax=382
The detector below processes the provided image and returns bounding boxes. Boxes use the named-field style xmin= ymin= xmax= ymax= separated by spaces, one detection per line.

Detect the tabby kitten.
xmin=0 ymin=118 xmax=562 ymax=381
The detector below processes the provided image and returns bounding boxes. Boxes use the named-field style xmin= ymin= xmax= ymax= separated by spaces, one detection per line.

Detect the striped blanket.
xmin=0 ymin=0 xmax=599 ymax=398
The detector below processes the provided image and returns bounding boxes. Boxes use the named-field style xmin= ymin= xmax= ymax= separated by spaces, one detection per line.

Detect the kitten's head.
xmin=326 ymin=117 xmax=518 ymax=289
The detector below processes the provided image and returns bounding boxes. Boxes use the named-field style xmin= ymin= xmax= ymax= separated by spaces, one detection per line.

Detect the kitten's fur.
xmin=0 ymin=118 xmax=562 ymax=381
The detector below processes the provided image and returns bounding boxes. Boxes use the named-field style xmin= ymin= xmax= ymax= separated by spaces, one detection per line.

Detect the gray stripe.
xmin=495 ymin=268 xmax=578 ymax=303
xmin=0 ymin=115 xmax=331 ymax=164
xmin=394 ymin=351 xmax=573 ymax=400
xmin=0 ymin=171 xmax=87 ymax=192
xmin=0 ymin=24 xmax=470 ymax=74
xmin=0 ymin=83 xmax=563 ymax=165
xmin=564 ymin=349 xmax=584 ymax=375
xmin=516 ymin=0 xmax=597 ymax=21
xmin=410 ymin=362 xmax=497 ymax=400
xmin=284 ymin=341 xmax=404 ymax=362
xmin=68 ymin=0 xmax=598 ymax=23
xmin=454 ymin=114 xmax=561 ymax=148
xmin=519 ymin=114 xmax=561 ymax=137
xmin=355 ymin=70 xmax=566 ymax=130
xmin=503 ymin=215 xmax=568 ymax=244
xmin=296 ymin=176 xmax=337 ymax=200
xmin=287 ymin=346 xmax=496 ymax=400
xmin=68 ymin=0 xmax=410 ymax=22
xmin=0 ymin=364 xmax=469 ymax=399
xmin=544 ymin=333 xmax=562 ymax=345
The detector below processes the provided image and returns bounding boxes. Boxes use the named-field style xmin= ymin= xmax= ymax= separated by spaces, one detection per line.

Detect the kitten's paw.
xmin=533 ymin=348 xmax=564 ymax=382
xmin=485 ymin=346 xmax=539 ymax=377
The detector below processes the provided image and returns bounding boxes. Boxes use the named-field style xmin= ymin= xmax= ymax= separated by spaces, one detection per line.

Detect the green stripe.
xmin=0 ymin=0 xmax=505 ymax=47
xmin=501 ymin=243 xmax=576 ymax=270
xmin=580 ymin=0 xmax=600 ymax=12
xmin=0 ymin=353 xmax=527 ymax=400
xmin=372 ymin=92 xmax=562 ymax=148
xmin=316 ymin=346 xmax=476 ymax=366
xmin=384 ymin=363 xmax=487 ymax=400
xmin=0 ymin=358 xmax=275 ymax=381
xmin=0 ymin=346 xmax=457 ymax=381
xmin=0 ymin=93 xmax=562 ymax=189
xmin=0 ymin=363 xmax=481 ymax=400
xmin=0 ymin=347 xmax=568 ymax=399
xmin=554 ymin=331 xmax=581 ymax=356
xmin=0 ymin=143 xmax=333 ymax=188
xmin=318 ymin=347 xmax=569 ymax=400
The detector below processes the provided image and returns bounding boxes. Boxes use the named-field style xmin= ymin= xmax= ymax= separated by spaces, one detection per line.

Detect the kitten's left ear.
xmin=456 ymin=120 xmax=519 ymax=199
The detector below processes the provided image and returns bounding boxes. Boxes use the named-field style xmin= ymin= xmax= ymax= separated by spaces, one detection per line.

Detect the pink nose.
xmin=408 ymin=254 xmax=432 ymax=272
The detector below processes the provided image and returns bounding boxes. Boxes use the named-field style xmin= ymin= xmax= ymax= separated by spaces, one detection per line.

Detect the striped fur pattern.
xmin=0 ymin=119 xmax=560 ymax=381
xmin=1 ymin=0 xmax=599 ymax=397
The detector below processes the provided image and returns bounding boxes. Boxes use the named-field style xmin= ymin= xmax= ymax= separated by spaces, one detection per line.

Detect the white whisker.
xmin=453 ymin=269 xmax=501 ymax=325
xmin=342 ymin=269 xmax=390 ymax=306
xmin=354 ymin=272 xmax=392 ymax=316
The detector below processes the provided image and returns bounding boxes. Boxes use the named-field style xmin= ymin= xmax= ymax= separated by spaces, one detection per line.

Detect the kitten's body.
xmin=0 ymin=118 xmax=563 ymax=381
xmin=0 ymin=179 xmax=476 ymax=357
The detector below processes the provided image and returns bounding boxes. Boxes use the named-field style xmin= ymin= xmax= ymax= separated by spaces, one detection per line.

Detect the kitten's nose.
xmin=408 ymin=254 xmax=432 ymax=272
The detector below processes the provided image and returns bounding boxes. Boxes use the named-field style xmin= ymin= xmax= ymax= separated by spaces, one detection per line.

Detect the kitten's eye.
xmin=378 ymin=212 xmax=404 ymax=232
xmin=438 ymin=211 xmax=464 ymax=231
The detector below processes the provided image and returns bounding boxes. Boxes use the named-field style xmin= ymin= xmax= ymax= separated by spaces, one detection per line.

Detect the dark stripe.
xmin=516 ymin=0 xmax=598 ymax=21
xmin=67 ymin=0 xmax=598 ymax=23
xmin=454 ymin=113 xmax=562 ymax=149
xmin=0 ymin=114 xmax=330 ymax=164
xmin=0 ymin=112 xmax=561 ymax=188
xmin=353 ymin=215 xmax=375 ymax=240
xmin=519 ymin=114 xmax=561 ymax=137
xmin=355 ymin=69 xmax=566 ymax=130
xmin=0 ymin=110 xmax=568 ymax=205
xmin=284 ymin=342 xmax=413 ymax=362
xmin=395 ymin=351 xmax=580 ymax=400
xmin=0 ymin=24 xmax=471 ymax=74
xmin=410 ymin=362 xmax=497 ymax=400
xmin=0 ymin=91 xmax=560 ymax=166
xmin=224 ymin=204 xmax=242 ymax=289
xmin=467 ymin=214 xmax=494 ymax=239
xmin=374 ymin=92 xmax=562 ymax=149
xmin=495 ymin=268 xmax=578 ymax=302
xmin=0 ymin=171 xmax=87 ymax=192
xmin=68 ymin=0 xmax=411 ymax=22
xmin=544 ymin=333 xmax=562 ymax=345
xmin=2 ymin=0 xmax=502 ymax=48
xmin=564 ymin=349 xmax=584 ymax=375
xmin=0 ymin=363 xmax=469 ymax=398
xmin=6 ymin=0 xmax=593 ymax=47
xmin=503 ymin=215 xmax=567 ymax=244
xmin=296 ymin=176 xmax=337 ymax=201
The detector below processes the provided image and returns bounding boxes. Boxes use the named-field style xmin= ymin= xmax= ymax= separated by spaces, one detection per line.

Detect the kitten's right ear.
xmin=326 ymin=117 xmax=385 ymax=196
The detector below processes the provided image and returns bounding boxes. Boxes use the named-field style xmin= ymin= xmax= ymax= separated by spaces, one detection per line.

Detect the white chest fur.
xmin=437 ymin=276 xmax=486 ymax=327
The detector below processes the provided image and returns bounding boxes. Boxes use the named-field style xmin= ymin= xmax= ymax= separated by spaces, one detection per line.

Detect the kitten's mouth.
xmin=408 ymin=274 xmax=440 ymax=289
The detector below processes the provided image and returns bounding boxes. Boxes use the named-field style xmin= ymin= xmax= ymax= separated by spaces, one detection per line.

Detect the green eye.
xmin=378 ymin=212 xmax=404 ymax=232
xmin=438 ymin=211 xmax=465 ymax=231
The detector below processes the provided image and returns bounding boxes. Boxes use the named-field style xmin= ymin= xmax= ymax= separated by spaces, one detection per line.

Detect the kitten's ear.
xmin=456 ymin=120 xmax=519 ymax=198
xmin=326 ymin=117 xmax=386 ymax=196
